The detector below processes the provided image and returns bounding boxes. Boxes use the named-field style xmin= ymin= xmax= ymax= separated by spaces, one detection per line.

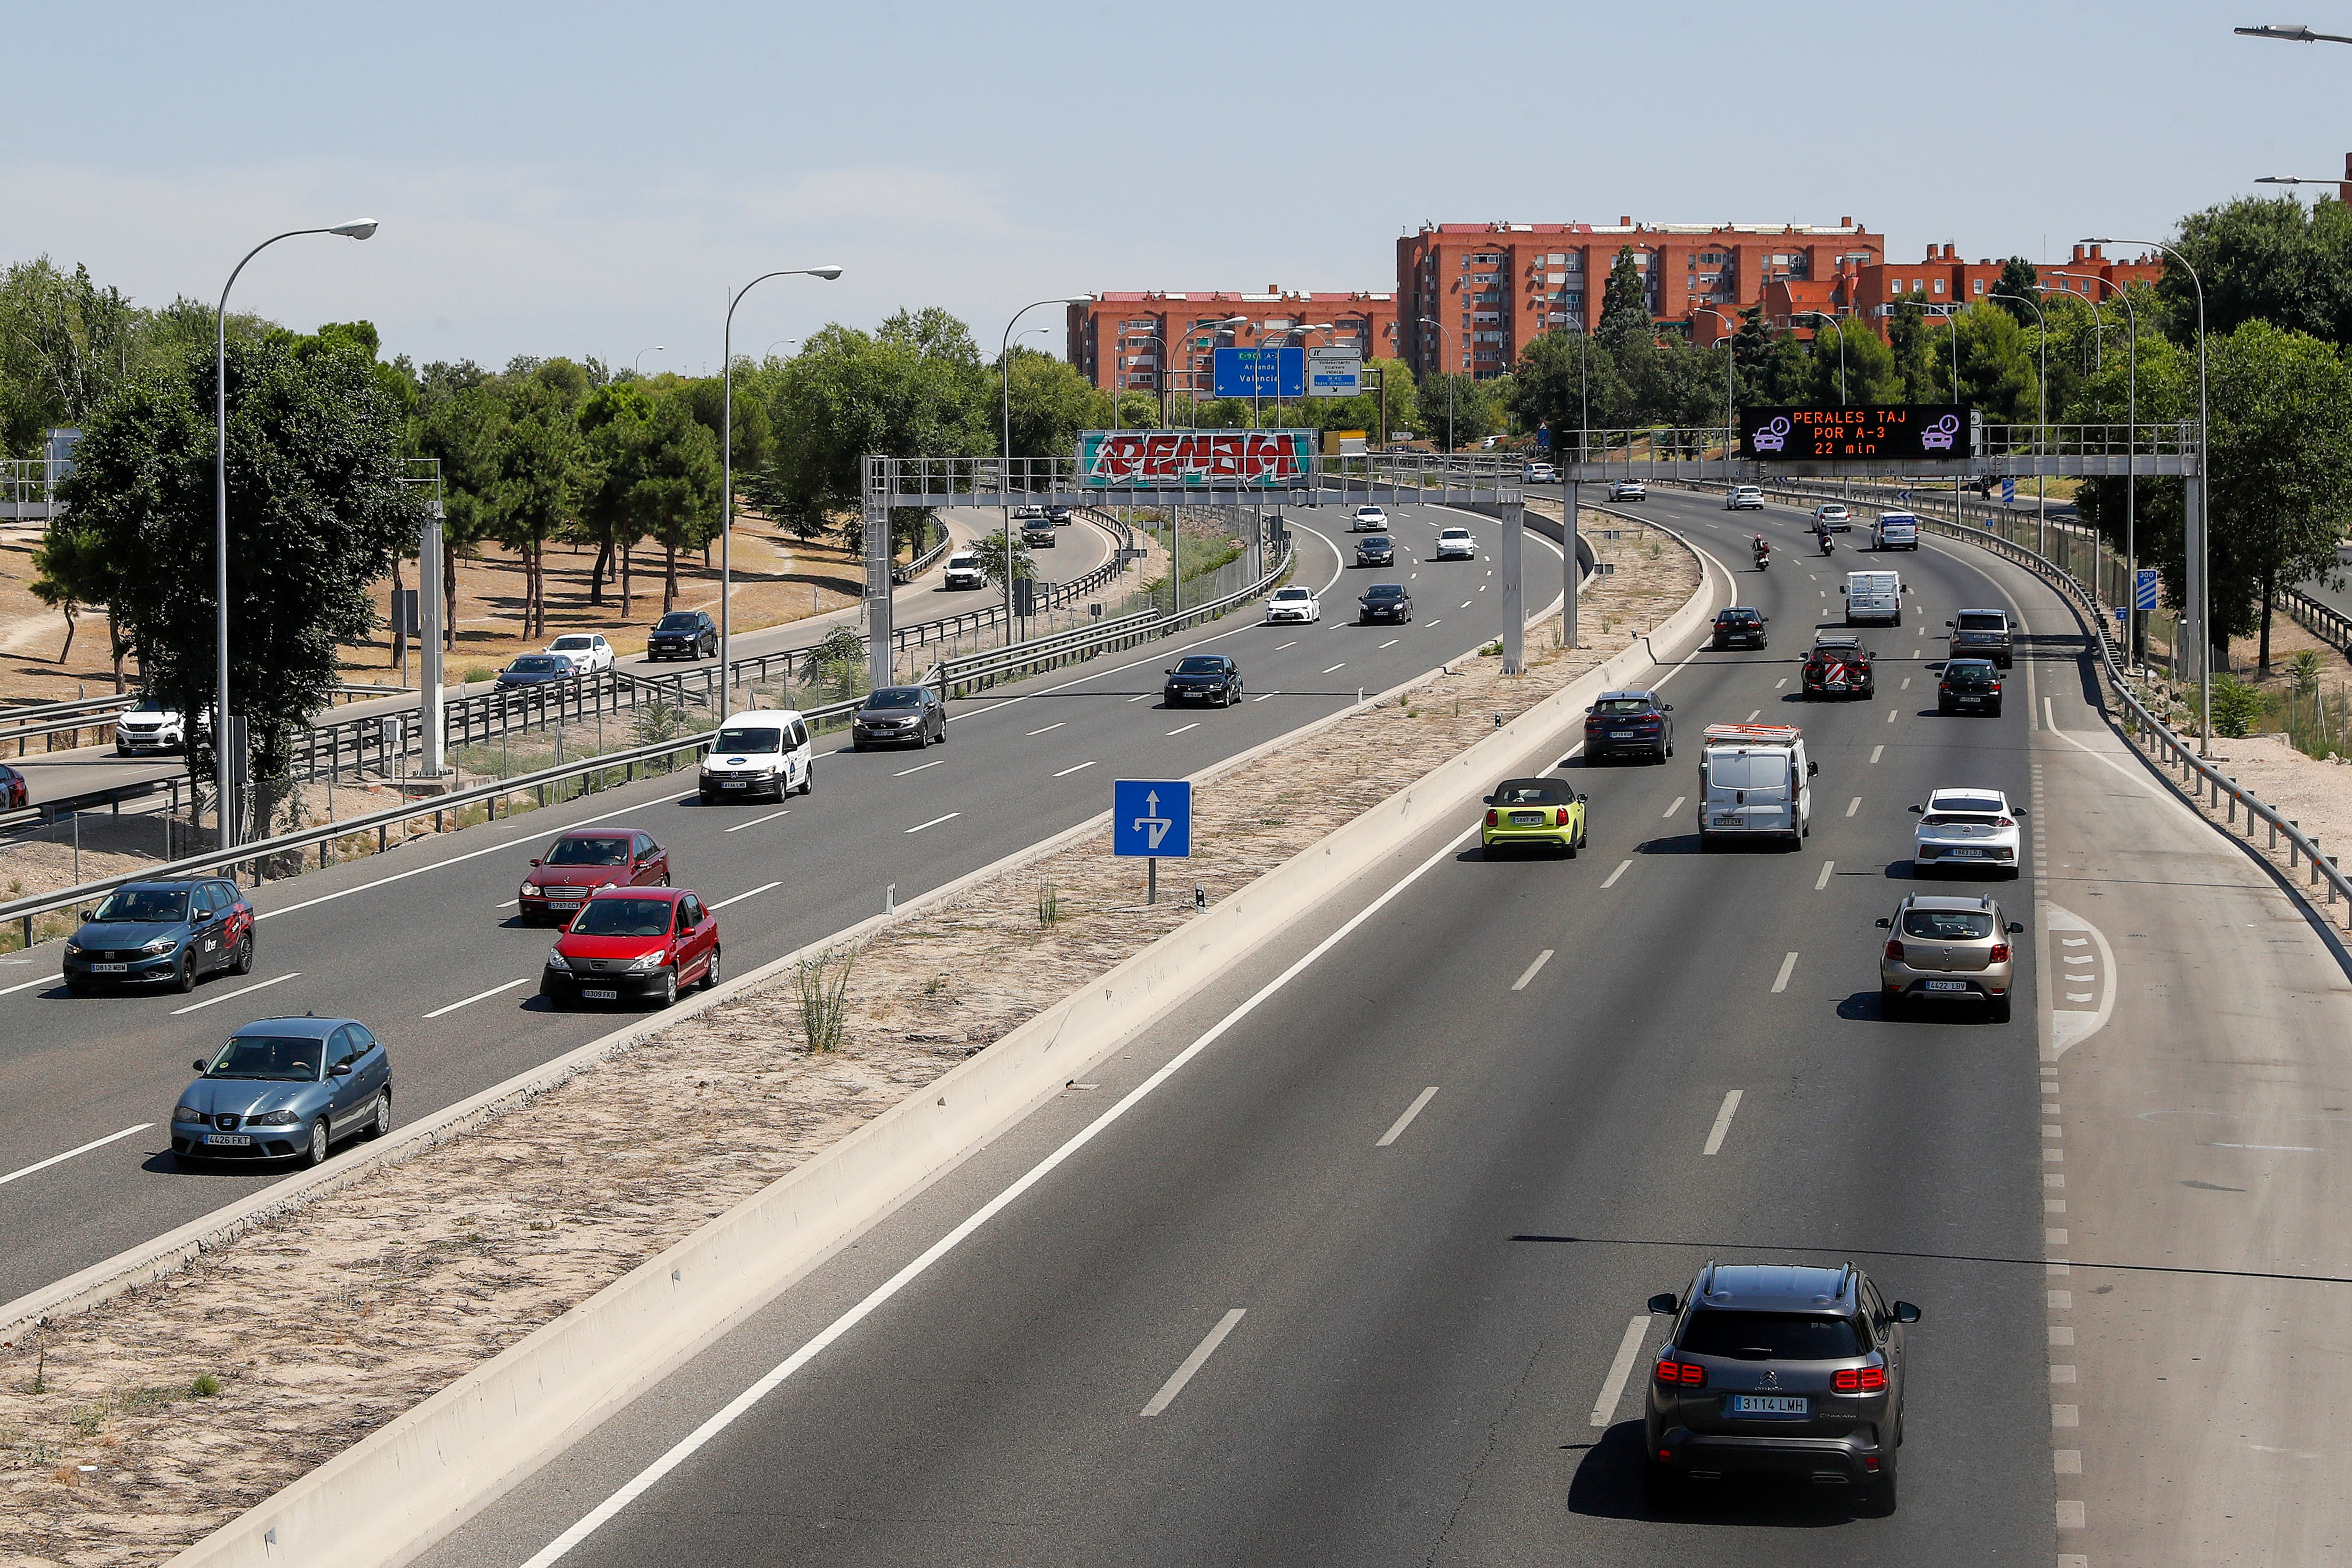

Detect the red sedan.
xmin=518 ymin=828 xmax=670 ymax=926
xmin=0 ymin=764 xmax=26 ymax=811
xmin=539 ymin=887 xmax=720 ymax=1010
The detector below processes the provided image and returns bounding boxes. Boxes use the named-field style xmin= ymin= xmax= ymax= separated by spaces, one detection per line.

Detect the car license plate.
xmin=91 ymin=962 xmax=129 ymax=974
xmin=723 ymin=780 xmax=747 ymax=788
xmin=1947 ymin=846 xmax=1985 ymax=858
xmin=204 ymin=1133 xmax=252 ymax=1147
xmin=581 ymin=988 xmax=619 ymax=1001
xmin=1925 ymin=979 xmax=1969 ymax=991
xmin=1958 ymin=696 xmax=1981 ymax=705
xmin=1610 ymin=730 xmax=1634 ymax=739
xmin=1511 ymin=812 xmax=1547 ymax=827
xmin=1728 ymin=1395 xmax=1809 ymax=1417
xmin=1714 ymin=814 xmax=1741 ymax=826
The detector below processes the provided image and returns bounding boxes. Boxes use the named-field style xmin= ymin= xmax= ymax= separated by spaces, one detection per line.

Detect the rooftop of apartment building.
xmin=1407 ymin=217 xmax=1873 ymax=237
xmin=1089 ymin=288 xmax=1394 ymax=304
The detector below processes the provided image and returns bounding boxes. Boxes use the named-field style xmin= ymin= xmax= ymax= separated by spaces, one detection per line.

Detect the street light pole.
xmin=1693 ymin=306 xmax=1738 ymax=487
xmin=1418 ymin=317 xmax=1457 ymax=451
xmin=213 ymin=217 xmax=378 ymax=852
xmin=2234 ymin=21 xmax=2352 ymax=43
xmin=633 ymin=346 xmax=665 ymax=377
xmin=1990 ymin=283 xmax=2051 ymax=555
xmin=999 ymin=297 xmax=1091 ymax=646
xmin=2052 ymin=269 xmax=2142 ymax=664
xmin=722 ymin=265 xmax=843 ymax=709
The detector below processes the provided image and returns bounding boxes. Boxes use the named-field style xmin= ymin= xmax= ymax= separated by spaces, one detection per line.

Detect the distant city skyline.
xmin=6 ymin=0 xmax=2338 ymax=369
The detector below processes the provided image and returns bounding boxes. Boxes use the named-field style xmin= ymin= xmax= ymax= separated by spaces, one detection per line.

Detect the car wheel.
xmin=701 ymin=946 xmax=723 ymax=991
xmin=798 ymin=762 xmax=813 ymax=796
xmin=699 ymin=791 xmax=717 ymax=806
xmin=233 ymin=935 xmax=254 ymax=975
xmin=1698 ymin=833 xmax=1715 ymax=853
xmin=1563 ymin=830 xmax=1578 ymax=859
xmin=1867 ymin=1457 xmax=1900 ymax=1515
xmin=1987 ymin=704 xmax=2003 ymax=718
xmin=655 ymin=968 xmax=678 ymax=1009
xmin=303 ymin=1117 xmax=331 ymax=1167
xmin=1939 ymin=701 xmax=1953 ymax=715
xmin=174 ymin=955 xmax=198 ymax=994
xmin=66 ymin=981 xmax=92 ymax=997
xmin=1883 ymin=991 xmax=1906 ymax=1020
xmin=1989 ymin=993 xmax=2013 ymax=1024
xmin=364 ymin=1090 xmax=391 ymax=1140
xmin=852 ymin=739 xmax=866 ymax=752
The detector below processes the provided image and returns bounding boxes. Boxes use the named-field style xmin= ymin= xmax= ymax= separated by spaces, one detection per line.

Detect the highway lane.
xmin=0 ymin=501 xmax=1554 ymax=1305
xmin=419 ymin=489 xmax=2075 ymax=1564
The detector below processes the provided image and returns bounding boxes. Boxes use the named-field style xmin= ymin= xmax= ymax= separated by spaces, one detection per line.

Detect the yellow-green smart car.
xmin=1482 ymin=776 xmax=1588 ymax=857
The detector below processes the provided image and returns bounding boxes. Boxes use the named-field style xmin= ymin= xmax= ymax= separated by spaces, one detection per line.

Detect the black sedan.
xmin=647 ymin=610 xmax=718 ymax=661
xmin=1710 ymin=607 xmax=1769 ymax=650
xmin=1164 ymin=654 xmax=1243 ymax=707
xmin=852 ymin=685 xmax=947 ymax=749
xmin=1583 ymin=690 xmax=1674 ymax=763
xmin=1358 ymin=583 xmax=1413 ymax=624
xmin=496 ymin=654 xmax=579 ymax=689
xmin=1354 ymin=535 xmax=1396 ymax=567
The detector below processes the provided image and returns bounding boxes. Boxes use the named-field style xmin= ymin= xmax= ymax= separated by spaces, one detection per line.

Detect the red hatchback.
xmin=539 ymin=887 xmax=720 ymax=1010
xmin=518 ymin=828 xmax=670 ymax=925
xmin=0 ymin=764 xmax=26 ymax=811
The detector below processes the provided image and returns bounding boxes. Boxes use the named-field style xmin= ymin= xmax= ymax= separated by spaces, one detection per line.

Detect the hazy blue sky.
xmin=9 ymin=1 xmax=2340 ymax=369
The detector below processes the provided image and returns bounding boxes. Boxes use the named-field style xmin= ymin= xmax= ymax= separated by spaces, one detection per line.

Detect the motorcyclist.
xmin=1751 ymin=534 xmax=1771 ymax=569
xmin=1814 ymin=516 xmax=1834 ymax=555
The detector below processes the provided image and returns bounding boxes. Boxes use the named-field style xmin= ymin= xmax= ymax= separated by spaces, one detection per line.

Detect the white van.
xmin=1697 ymin=723 xmax=1815 ymax=851
xmin=699 ymin=709 xmax=814 ymax=804
xmin=1843 ymin=569 xmax=1907 ymax=627
xmin=943 ymin=553 xmax=986 ymax=590
xmin=1874 ymin=510 xmax=1921 ymax=550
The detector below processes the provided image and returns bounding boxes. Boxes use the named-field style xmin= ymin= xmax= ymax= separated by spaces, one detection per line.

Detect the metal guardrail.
xmin=2282 ymin=585 xmax=2352 ymax=655
xmin=893 ymin=527 xmax=951 ymax=584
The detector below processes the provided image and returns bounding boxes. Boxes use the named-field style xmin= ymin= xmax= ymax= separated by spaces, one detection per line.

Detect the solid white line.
xmin=709 ymin=880 xmax=782 ymax=911
xmin=1600 ymin=859 xmax=1632 ymax=889
xmin=422 ymin=976 xmax=532 ymax=1019
xmin=0 ymin=971 xmax=63 ymax=997
xmin=1511 ymin=949 xmax=1555 ymax=990
xmin=1846 ymin=796 xmax=1861 ymax=818
xmin=1815 ymin=860 xmax=1834 ymax=891
xmin=1140 ymin=1309 xmax=1247 ymax=1418
xmin=2211 ymin=1142 xmax=2317 ymax=1152
xmin=1051 ymin=761 xmax=1097 ymax=778
xmin=514 ymin=817 xmax=1481 ymax=1567
xmin=1870 ymin=744 xmax=1884 ymax=764
xmin=1026 ymin=722 xmax=1065 ymax=735
xmin=1770 ymin=951 xmax=1798 ymax=994
xmin=1663 ymin=795 xmax=1685 ymax=818
xmin=0 ymin=1123 xmax=153 ymax=1188
xmin=1167 ymin=723 xmax=1199 ymax=736
xmin=1322 ymin=663 xmax=1346 ymax=674
xmin=169 ymin=971 xmax=300 ymax=1017
xmin=1703 ymin=1089 xmax=1745 ymax=1156
xmin=497 ymin=898 xmax=520 ymax=908
xmin=903 ymin=813 xmax=960 ymax=834
xmin=1377 ymin=1086 xmax=1441 ymax=1147
xmin=260 ymin=800 xmax=651 ymax=924
xmin=1590 ymin=1315 xmax=1652 ymax=1427
xmin=893 ymin=759 xmax=945 ymax=778
xmin=723 ymin=807 xmax=793 ymax=834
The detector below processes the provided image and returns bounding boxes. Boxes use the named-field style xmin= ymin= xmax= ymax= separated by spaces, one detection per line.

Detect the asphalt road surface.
xmin=0 ymin=500 xmax=1554 ymax=1305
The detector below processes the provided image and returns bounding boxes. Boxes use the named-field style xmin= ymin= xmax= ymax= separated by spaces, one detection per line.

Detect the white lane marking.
xmin=1167 ymin=723 xmax=1200 ymax=736
xmin=1377 ymin=1087 xmax=1441 ymax=1147
xmin=1251 ymin=693 xmax=1275 ymax=702
xmin=1590 ymin=1315 xmax=1652 ymax=1427
xmin=709 ymin=880 xmax=782 ymax=911
xmin=0 ymin=1123 xmax=153 ymax=1188
xmin=1511 ymin=950 xmax=1555 ymax=991
xmin=1460 ymin=601 xmax=1473 ymax=609
xmin=1140 ymin=1308 xmax=1248 ymax=1418
xmin=1026 ymin=723 xmax=1065 ymax=736
xmin=1703 ymin=1089 xmax=1745 ymax=1156
xmin=1870 ymin=745 xmax=1884 ymax=764
xmin=513 ymin=813 xmax=1481 ymax=1568
xmin=893 ymin=759 xmax=945 ymax=778
xmin=1815 ymin=860 xmax=1835 ymax=890
xmin=1846 ymin=796 xmax=1861 ymax=818
xmin=1125 ymin=694 xmax=1149 ymax=703
xmin=259 ymin=800 xmax=651 ymax=924
xmin=1380 ymin=639 xmax=1399 ymax=650
xmin=1745 ymin=709 xmax=1761 ymax=722
xmin=1274 ymin=642 xmax=1297 ymax=651
xmin=2045 ymin=695 xmax=2056 ymax=734
xmin=1886 ymin=707 xmax=1898 ymax=723
xmin=1771 ymin=951 xmax=1798 ymax=993
xmin=497 ymin=899 xmax=519 ymax=908
xmin=169 ymin=971 xmax=300 ymax=1017
xmin=1601 ymin=859 xmax=1632 ymax=889
xmin=2212 ymin=1142 xmax=2318 ymax=1152
xmin=0 ymin=972 xmax=61 ymax=997
xmin=422 ymin=976 xmax=532 ymax=1019
xmin=1901 ymin=677 xmax=1911 ymax=690
xmin=723 ymin=807 xmax=792 ymax=834
xmin=1424 ymin=620 xmax=1441 ymax=628
xmin=1051 ymin=761 xmax=1097 ymax=778
xmin=1663 ymin=795 xmax=1685 ymax=818
xmin=903 ymin=813 xmax=960 ymax=834
xmin=1322 ymin=663 xmax=1346 ymax=674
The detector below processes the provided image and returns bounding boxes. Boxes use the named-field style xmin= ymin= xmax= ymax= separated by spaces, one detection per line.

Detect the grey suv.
xmin=1645 ymin=1262 xmax=1920 ymax=1510
xmin=1947 ymin=609 xmax=2013 ymax=668
xmin=1878 ymin=892 xmax=2023 ymax=1021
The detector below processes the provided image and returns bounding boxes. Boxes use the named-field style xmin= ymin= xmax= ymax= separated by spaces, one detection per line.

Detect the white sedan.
xmin=1910 ymin=787 xmax=2023 ymax=878
xmin=1813 ymin=502 xmax=1853 ymax=532
xmin=1522 ymin=462 xmax=1558 ymax=484
xmin=1265 ymin=585 xmax=1321 ymax=625
xmin=545 ymin=633 xmax=615 ymax=674
xmin=1607 ymin=478 xmax=1647 ymax=502
xmin=1351 ymin=506 xmax=1389 ymax=533
xmin=1435 ymin=526 xmax=1478 ymax=560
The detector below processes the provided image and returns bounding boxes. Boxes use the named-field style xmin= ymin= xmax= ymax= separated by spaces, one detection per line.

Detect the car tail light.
xmin=1884 ymin=939 xmax=1904 ymax=961
xmin=1486 ymin=810 xmax=1499 ymax=827
xmin=1556 ymin=807 xmax=1572 ymax=827
xmin=1653 ymin=1356 xmax=1706 ymax=1388
xmin=1833 ymin=1365 xmax=1888 ymax=1393
xmin=1996 ymin=817 xmax=2014 ymax=827
xmin=1990 ymin=942 xmax=2011 ymax=963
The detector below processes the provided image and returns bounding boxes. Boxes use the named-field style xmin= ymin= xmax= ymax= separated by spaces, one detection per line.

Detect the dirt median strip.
xmin=0 ymin=520 xmax=1695 ymax=1568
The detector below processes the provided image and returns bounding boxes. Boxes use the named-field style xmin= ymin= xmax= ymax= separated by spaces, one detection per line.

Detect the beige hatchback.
xmin=1877 ymin=894 xmax=2024 ymax=1023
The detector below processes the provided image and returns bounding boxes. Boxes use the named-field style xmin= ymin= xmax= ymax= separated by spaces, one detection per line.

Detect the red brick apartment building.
xmin=1068 ymin=291 xmax=1399 ymax=399
xmin=1395 ymin=218 xmax=1884 ymax=378
xmin=1738 ymin=244 xmax=2165 ymax=345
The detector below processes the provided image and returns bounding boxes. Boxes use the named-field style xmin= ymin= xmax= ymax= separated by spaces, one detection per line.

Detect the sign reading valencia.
xmin=1076 ymin=430 xmax=1314 ymax=488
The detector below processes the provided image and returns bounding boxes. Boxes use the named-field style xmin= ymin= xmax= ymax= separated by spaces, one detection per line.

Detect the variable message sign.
xmin=1741 ymin=405 xmax=1978 ymax=462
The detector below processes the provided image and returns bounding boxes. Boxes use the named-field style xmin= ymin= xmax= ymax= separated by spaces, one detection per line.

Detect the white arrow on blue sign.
xmin=1114 ymin=779 xmax=1193 ymax=858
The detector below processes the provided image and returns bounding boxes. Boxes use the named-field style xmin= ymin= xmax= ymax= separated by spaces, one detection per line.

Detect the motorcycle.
xmin=1753 ymin=543 xmax=1772 ymax=572
xmin=1818 ymin=532 xmax=1835 ymax=557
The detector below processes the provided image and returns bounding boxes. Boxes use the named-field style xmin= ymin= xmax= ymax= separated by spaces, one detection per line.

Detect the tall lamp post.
xmin=1986 ymin=283 xmax=2051 ymax=554
xmin=1692 ymin=306 xmax=1739 ymax=484
xmin=1000 ymin=298 xmax=1092 ymax=646
xmin=2234 ymin=21 xmax=2352 ymax=43
xmin=1417 ymin=317 xmax=1458 ymax=451
xmin=2050 ymin=270 xmax=2141 ymax=659
xmin=2085 ymin=235 xmax=2210 ymax=751
xmin=1793 ymin=310 xmax=1849 ymax=403
xmin=721 ymin=265 xmax=843 ymax=706
xmin=633 ymin=346 xmax=665 ymax=377
xmin=1914 ymin=301 xmax=1966 ymax=525
xmin=213 ymin=217 xmax=378 ymax=852
xmin=1150 ymin=315 xmax=1245 ymax=429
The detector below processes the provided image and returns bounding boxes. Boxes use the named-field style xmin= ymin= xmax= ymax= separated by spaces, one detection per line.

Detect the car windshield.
xmin=1360 ymin=537 xmax=1391 ymax=548
xmin=1933 ymin=795 xmax=2005 ymax=815
xmin=205 ymin=1035 xmax=323 ymax=1082
xmin=1493 ymin=781 xmax=1565 ymax=805
xmin=569 ymin=898 xmax=675 ymax=937
xmin=865 ymin=689 xmax=925 ymax=709
xmin=131 ymin=697 xmax=171 ymax=714
xmin=1679 ymin=1310 xmax=1864 ymax=1361
xmin=1957 ymin=613 xmax=2005 ymax=631
xmin=546 ymin=835 xmax=630 ymax=866
xmin=1365 ymin=586 xmax=1406 ymax=599
xmin=1923 ymin=813 xmax=2003 ymax=828
xmin=551 ymin=637 xmax=593 ymax=650
xmin=1811 ymin=645 xmax=1861 ymax=661
xmin=1175 ymin=658 xmax=1226 ymax=676
xmin=948 ymin=556 xmax=978 ymax=568
xmin=1719 ymin=612 xmax=1758 ymax=625
xmin=1945 ymin=665 xmax=1997 ymax=687
xmin=714 ymin=726 xmax=783 ymax=754
xmin=656 ymin=614 xmax=701 ymax=631
xmin=1708 ymin=753 xmax=1788 ymax=790
xmin=1595 ymin=699 xmax=1652 ymax=714
xmin=1440 ymin=529 xmax=1470 ymax=539
xmin=92 ymin=889 xmax=187 ymax=923
xmin=1273 ymin=588 xmax=1311 ymax=601
xmin=1903 ymin=908 xmax=1996 ymax=940
xmin=509 ymin=657 xmax=563 ymax=673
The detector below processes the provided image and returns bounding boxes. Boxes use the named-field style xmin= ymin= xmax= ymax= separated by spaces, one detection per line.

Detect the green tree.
xmin=1802 ymin=318 xmax=1901 ymax=406
xmin=2164 ymin=194 xmax=2352 ymax=346
xmin=575 ymin=381 xmax=655 ymax=610
xmin=1002 ymin=345 xmax=1108 ymax=459
xmin=413 ymin=364 xmax=505 ymax=647
xmin=1949 ymin=302 xmax=2040 ymax=423
xmin=1597 ymin=248 xmax=1652 ymax=352
xmin=57 ymin=335 xmax=424 ymax=836
xmin=491 ymin=379 xmax=589 ymax=640
xmin=1886 ymin=292 xmax=1940 ymax=402
xmin=0 ymin=258 xmax=141 ymax=456
xmin=27 ymin=522 xmax=118 ymax=675
xmin=629 ymin=391 xmax=723 ymax=613
xmin=1991 ymin=257 xmax=2040 ymax=330
xmin=973 ymin=527 xmax=1033 ymax=588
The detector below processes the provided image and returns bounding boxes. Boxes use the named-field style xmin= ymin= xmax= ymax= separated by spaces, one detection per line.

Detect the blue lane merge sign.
xmin=2136 ymin=568 xmax=2159 ymax=611
xmin=1114 ymin=779 xmax=1193 ymax=858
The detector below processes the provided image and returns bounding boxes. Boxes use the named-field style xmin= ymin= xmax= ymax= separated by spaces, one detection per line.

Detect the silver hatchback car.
xmin=1645 ymin=1262 xmax=1921 ymax=1511
xmin=1877 ymin=893 xmax=2024 ymax=1022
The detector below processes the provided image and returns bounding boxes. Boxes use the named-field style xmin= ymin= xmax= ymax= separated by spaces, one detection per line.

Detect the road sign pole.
xmin=1502 ymin=497 xmax=1524 ymax=674
xmin=1147 ymin=857 xmax=1157 ymax=906
xmin=1564 ymin=481 xmax=1580 ymax=649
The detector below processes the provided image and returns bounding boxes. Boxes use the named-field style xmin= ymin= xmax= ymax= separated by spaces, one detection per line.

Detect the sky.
xmin=8 ymin=0 xmax=2343 ymax=371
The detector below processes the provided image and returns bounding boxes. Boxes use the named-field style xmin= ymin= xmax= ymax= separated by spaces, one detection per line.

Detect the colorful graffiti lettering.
xmin=1076 ymin=431 xmax=1313 ymax=487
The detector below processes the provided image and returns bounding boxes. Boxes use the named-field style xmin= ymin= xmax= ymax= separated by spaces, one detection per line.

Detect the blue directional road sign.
xmin=1535 ymin=423 xmax=1550 ymax=449
xmin=1114 ymin=779 xmax=1193 ymax=858
xmin=2001 ymin=477 xmax=2017 ymax=504
xmin=1212 ymin=346 xmax=1305 ymax=400
xmin=2135 ymin=568 xmax=2159 ymax=611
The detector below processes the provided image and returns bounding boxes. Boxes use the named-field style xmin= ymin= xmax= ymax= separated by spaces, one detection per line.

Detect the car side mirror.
xmin=1945 ymin=619 xmax=1956 ymax=628
xmin=1892 ymin=1301 xmax=1922 ymax=1324
xmin=530 ymin=858 xmax=542 ymax=867
xmin=1875 ymin=917 xmax=1892 ymax=929
xmin=1647 ymin=1292 xmax=1678 ymax=1315
xmin=1806 ymin=762 xmax=1818 ymax=777
xmin=1662 ymin=703 xmax=1673 ymax=711
xmin=330 ymin=1061 xmax=354 ymax=1077
xmin=1578 ymin=793 xmax=1590 ymax=803
xmin=1908 ymin=804 xmax=1923 ymax=813
xmin=1839 ymin=586 xmax=1848 ymax=594
xmin=1903 ymin=585 xmax=1914 ymax=593
xmin=1583 ymin=706 xmax=1596 ymax=715
xmin=2006 ymin=921 xmax=2025 ymax=934
xmin=193 ymin=1058 xmax=209 ymax=1072
xmin=2013 ymin=806 xmax=2029 ymax=815
xmin=1163 ymin=669 xmax=1174 ymax=676
xmin=1482 ymin=794 xmax=1497 ymax=806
